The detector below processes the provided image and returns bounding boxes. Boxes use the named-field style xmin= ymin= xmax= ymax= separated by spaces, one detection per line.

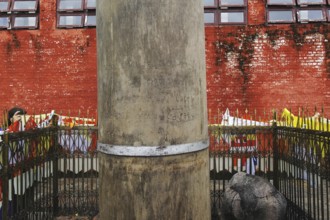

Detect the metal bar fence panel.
xmin=277 ymin=127 xmax=330 ymax=220
xmin=208 ymin=125 xmax=274 ymax=218
xmin=1 ymin=123 xmax=329 ymax=220
xmin=0 ymin=126 xmax=99 ymax=219
xmin=209 ymin=124 xmax=330 ymax=220
xmin=1 ymin=133 xmax=9 ymax=220
xmin=0 ymin=128 xmax=57 ymax=220
xmin=56 ymin=126 xmax=98 ymax=217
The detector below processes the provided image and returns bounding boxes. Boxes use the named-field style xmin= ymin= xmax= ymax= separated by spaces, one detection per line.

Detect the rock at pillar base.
xmin=221 ymin=172 xmax=287 ymax=220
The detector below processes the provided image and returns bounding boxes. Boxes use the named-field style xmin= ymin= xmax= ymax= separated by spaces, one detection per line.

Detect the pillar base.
xmin=98 ymin=148 xmax=210 ymax=220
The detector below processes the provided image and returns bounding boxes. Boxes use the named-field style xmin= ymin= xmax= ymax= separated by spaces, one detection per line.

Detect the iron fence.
xmin=209 ymin=124 xmax=330 ymax=220
xmin=0 ymin=123 xmax=329 ymax=220
xmin=209 ymin=125 xmax=275 ymax=219
xmin=0 ymin=126 xmax=98 ymax=220
xmin=277 ymin=127 xmax=330 ymax=220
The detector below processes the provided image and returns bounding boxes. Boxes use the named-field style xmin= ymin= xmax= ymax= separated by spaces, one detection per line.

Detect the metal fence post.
xmin=52 ymin=127 xmax=59 ymax=217
xmin=272 ymin=111 xmax=279 ymax=190
xmin=2 ymin=133 xmax=9 ymax=220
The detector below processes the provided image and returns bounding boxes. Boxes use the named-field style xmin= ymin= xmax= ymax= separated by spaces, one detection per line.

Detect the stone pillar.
xmin=97 ymin=0 xmax=210 ymax=219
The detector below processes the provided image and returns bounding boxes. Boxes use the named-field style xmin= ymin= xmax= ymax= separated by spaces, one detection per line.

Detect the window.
xmin=0 ymin=0 xmax=38 ymax=29
xmin=268 ymin=0 xmax=295 ymax=5
xmin=12 ymin=0 xmax=38 ymax=11
xmin=57 ymin=0 xmax=96 ymax=28
xmin=85 ymin=12 xmax=95 ymax=26
xmin=0 ymin=15 xmax=9 ymax=28
xmin=220 ymin=11 xmax=246 ymax=24
xmin=58 ymin=0 xmax=83 ymax=11
xmin=0 ymin=0 xmax=10 ymax=12
xmin=12 ymin=14 xmax=38 ymax=28
xmin=204 ymin=0 xmax=216 ymax=7
xmin=267 ymin=0 xmax=329 ymax=23
xmin=298 ymin=8 xmax=326 ymax=21
xmin=204 ymin=11 xmax=216 ymax=24
xmin=58 ymin=13 xmax=83 ymax=27
xmin=297 ymin=0 xmax=326 ymax=5
xmin=268 ymin=9 xmax=296 ymax=23
xmin=219 ymin=0 xmax=246 ymax=7
xmin=204 ymin=0 xmax=247 ymax=25
xmin=85 ymin=0 xmax=95 ymax=9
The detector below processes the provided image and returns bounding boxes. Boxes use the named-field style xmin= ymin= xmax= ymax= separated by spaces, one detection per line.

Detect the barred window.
xmin=0 ymin=0 xmax=38 ymax=29
xmin=267 ymin=0 xmax=329 ymax=23
xmin=204 ymin=0 xmax=247 ymax=25
xmin=57 ymin=0 xmax=96 ymax=28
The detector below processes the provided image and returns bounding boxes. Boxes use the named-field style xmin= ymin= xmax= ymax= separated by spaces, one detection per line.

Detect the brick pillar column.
xmin=97 ymin=0 xmax=210 ymax=219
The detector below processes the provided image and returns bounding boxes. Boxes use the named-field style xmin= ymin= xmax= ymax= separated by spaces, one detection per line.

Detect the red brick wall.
xmin=206 ymin=0 xmax=330 ymax=122
xmin=0 ymin=0 xmax=97 ymax=123
xmin=0 ymin=0 xmax=329 ymax=124
xmin=206 ymin=24 xmax=330 ymax=123
xmin=205 ymin=0 xmax=330 ymax=122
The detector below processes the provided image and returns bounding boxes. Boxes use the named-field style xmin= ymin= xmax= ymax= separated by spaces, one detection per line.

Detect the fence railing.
xmin=0 ymin=123 xmax=329 ymax=220
xmin=0 ymin=126 xmax=98 ymax=220
xmin=276 ymin=127 xmax=330 ymax=220
xmin=209 ymin=124 xmax=330 ymax=220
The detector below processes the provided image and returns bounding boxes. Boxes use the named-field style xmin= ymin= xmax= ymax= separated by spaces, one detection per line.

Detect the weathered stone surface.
xmin=221 ymin=172 xmax=287 ymax=220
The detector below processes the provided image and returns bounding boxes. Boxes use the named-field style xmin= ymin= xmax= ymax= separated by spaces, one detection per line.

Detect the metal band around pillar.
xmin=97 ymin=140 xmax=209 ymax=156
